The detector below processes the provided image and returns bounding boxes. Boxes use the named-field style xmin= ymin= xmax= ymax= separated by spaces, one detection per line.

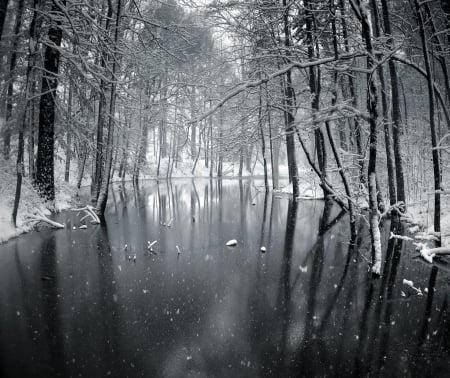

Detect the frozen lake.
xmin=0 ymin=179 xmax=449 ymax=377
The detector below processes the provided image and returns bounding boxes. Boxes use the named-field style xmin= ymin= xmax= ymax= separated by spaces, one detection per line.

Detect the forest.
xmin=1 ymin=0 xmax=450 ymax=376
xmin=1 ymin=0 xmax=450 ymax=269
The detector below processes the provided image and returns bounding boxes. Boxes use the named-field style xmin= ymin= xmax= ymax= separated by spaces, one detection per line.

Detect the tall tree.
xmin=371 ymin=0 xmax=397 ymax=207
xmin=380 ymin=0 xmax=406 ymax=209
xmin=3 ymin=0 xmax=25 ymax=160
xmin=35 ymin=0 xmax=66 ymax=202
xmin=96 ymin=0 xmax=123 ymax=219
xmin=414 ymin=0 xmax=441 ymax=241
xmin=12 ymin=0 xmax=39 ymax=226
xmin=0 ymin=0 xmax=9 ymax=42
xmin=351 ymin=0 xmax=382 ymax=274
xmin=283 ymin=0 xmax=299 ymax=196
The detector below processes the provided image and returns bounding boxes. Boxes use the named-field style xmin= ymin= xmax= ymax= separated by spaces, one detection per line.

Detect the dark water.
xmin=0 ymin=179 xmax=449 ymax=378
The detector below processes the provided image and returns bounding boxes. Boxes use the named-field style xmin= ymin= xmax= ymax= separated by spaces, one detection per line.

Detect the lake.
xmin=0 ymin=179 xmax=449 ymax=377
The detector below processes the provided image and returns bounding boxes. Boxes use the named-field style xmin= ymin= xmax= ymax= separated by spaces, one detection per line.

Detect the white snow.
xmin=148 ymin=240 xmax=157 ymax=250
xmin=389 ymin=232 xmax=413 ymax=241
xmin=0 ymin=157 xmax=75 ymax=244
xmin=405 ymin=193 xmax=450 ymax=246
xmin=403 ymin=278 xmax=423 ymax=295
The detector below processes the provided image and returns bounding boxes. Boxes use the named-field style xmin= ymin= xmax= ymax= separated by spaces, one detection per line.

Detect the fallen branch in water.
xmin=414 ymin=242 xmax=450 ymax=263
xmin=414 ymin=232 xmax=440 ymax=242
xmin=72 ymin=205 xmax=100 ymax=225
xmin=389 ymin=232 xmax=413 ymax=241
xmin=24 ymin=209 xmax=65 ymax=229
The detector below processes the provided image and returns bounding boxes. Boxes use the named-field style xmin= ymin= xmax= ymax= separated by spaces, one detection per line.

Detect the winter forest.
xmin=1 ymin=0 xmax=450 ymax=376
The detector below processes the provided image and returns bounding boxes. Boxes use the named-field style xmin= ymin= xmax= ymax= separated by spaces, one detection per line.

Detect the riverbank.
xmin=0 ymin=158 xmax=78 ymax=243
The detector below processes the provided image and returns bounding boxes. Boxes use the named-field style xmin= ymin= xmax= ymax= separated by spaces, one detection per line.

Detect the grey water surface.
xmin=0 ymin=179 xmax=449 ymax=377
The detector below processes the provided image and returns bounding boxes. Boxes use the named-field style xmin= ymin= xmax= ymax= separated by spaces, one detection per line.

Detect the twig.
xmin=24 ymin=209 xmax=65 ymax=229
xmin=71 ymin=205 xmax=101 ymax=224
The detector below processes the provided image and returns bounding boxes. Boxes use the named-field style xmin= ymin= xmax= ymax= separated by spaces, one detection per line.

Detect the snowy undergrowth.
xmin=139 ymin=157 xmax=289 ymax=180
xmin=273 ymin=169 xmax=324 ymax=198
xmin=0 ymin=158 xmax=77 ymax=244
xmin=404 ymin=191 xmax=450 ymax=246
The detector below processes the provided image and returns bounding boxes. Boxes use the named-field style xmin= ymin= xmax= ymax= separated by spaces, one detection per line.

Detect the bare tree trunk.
xmin=92 ymin=1 xmax=114 ymax=201
xmin=64 ymin=83 xmax=73 ymax=182
xmin=77 ymin=145 xmax=87 ymax=190
xmin=190 ymin=87 xmax=197 ymax=160
xmin=339 ymin=0 xmax=364 ymax=185
xmin=257 ymin=75 xmax=269 ymax=188
xmin=414 ymin=0 xmax=441 ymax=241
xmin=209 ymin=109 xmax=214 ymax=177
xmin=28 ymin=87 xmax=37 ymax=182
xmin=217 ymin=107 xmax=223 ymax=177
xmin=239 ymin=54 xmax=246 ymax=177
xmin=118 ymin=115 xmax=130 ymax=179
xmin=4 ymin=0 xmax=25 ymax=160
xmin=283 ymin=0 xmax=299 ymax=196
xmin=266 ymin=83 xmax=277 ymax=189
xmin=35 ymin=0 xmax=65 ymax=202
xmin=371 ymin=0 xmax=397 ymax=206
xmin=96 ymin=0 xmax=122 ymax=219
xmin=0 ymin=0 xmax=9 ymax=42
xmin=380 ymin=0 xmax=406 ymax=209
xmin=328 ymin=0 xmax=356 ymax=238
xmin=424 ymin=3 xmax=450 ymax=114
xmin=11 ymin=0 xmax=36 ymax=227
xmin=352 ymin=0 xmax=382 ymax=274
xmin=305 ymin=0 xmax=327 ymax=189
xmin=160 ymin=66 xmax=168 ymax=158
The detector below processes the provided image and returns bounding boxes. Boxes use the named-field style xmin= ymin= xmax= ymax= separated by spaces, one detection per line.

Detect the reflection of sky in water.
xmin=0 ymin=178 xmax=449 ymax=377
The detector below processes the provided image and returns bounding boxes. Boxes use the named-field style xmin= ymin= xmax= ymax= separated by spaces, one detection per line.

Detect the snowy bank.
xmin=0 ymin=159 xmax=76 ymax=244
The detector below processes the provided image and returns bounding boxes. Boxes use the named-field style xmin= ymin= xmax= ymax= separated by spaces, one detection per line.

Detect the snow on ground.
xmin=404 ymin=192 xmax=450 ymax=246
xmin=0 ymin=158 xmax=77 ymax=244
xmin=136 ymin=156 xmax=289 ymax=180
xmin=0 ymin=159 xmax=42 ymax=243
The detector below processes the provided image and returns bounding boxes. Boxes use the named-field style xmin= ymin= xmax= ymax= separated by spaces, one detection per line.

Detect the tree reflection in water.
xmin=1 ymin=179 xmax=450 ymax=377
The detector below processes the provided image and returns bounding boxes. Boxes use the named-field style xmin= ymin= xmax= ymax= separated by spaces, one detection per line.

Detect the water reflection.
xmin=0 ymin=179 xmax=449 ymax=377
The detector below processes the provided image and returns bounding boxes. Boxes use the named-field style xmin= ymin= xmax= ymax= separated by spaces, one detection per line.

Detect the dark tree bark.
xmin=0 ymin=0 xmax=8 ymax=42
xmin=371 ymin=0 xmax=397 ymax=206
xmin=339 ymin=0 xmax=364 ymax=185
xmin=414 ymin=0 xmax=441 ymax=241
xmin=328 ymin=0 xmax=356 ymax=239
xmin=13 ymin=0 xmax=40 ymax=226
xmin=217 ymin=107 xmax=223 ymax=177
xmin=96 ymin=0 xmax=122 ymax=219
xmin=424 ymin=3 xmax=450 ymax=119
xmin=35 ymin=0 xmax=65 ymax=202
xmin=283 ymin=0 xmax=299 ymax=196
xmin=209 ymin=111 xmax=214 ymax=177
xmin=4 ymin=0 xmax=25 ymax=160
xmin=380 ymin=0 xmax=406 ymax=209
xmin=135 ymin=101 xmax=149 ymax=181
xmin=92 ymin=1 xmax=114 ymax=201
xmin=190 ymin=88 xmax=197 ymax=160
xmin=160 ymin=66 xmax=168 ymax=159
xmin=304 ymin=0 xmax=327 ymax=188
xmin=29 ymin=80 xmax=39 ymax=182
xmin=266 ymin=83 xmax=278 ymax=189
xmin=351 ymin=0 xmax=382 ymax=274
xmin=257 ymin=77 xmax=269 ymax=189
xmin=64 ymin=84 xmax=73 ymax=182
